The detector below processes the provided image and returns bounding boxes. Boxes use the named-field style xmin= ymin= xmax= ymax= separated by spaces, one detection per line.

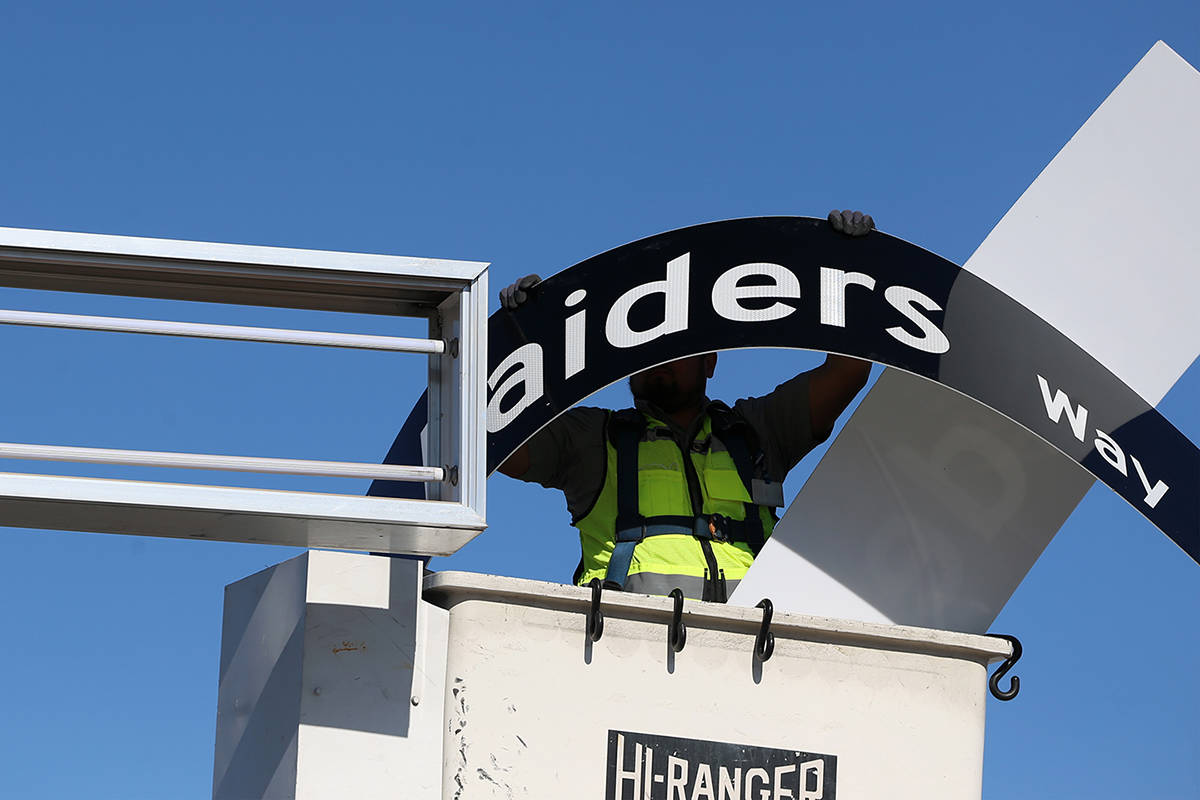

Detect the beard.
xmin=629 ymin=369 xmax=703 ymax=413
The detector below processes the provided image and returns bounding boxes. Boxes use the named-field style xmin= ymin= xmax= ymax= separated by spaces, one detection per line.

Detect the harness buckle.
xmin=616 ymin=515 xmax=648 ymax=543
xmin=707 ymin=514 xmax=729 ymax=543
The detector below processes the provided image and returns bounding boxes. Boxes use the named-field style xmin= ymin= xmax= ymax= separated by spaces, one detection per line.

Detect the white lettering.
xmin=819 ymin=267 xmax=876 ymax=327
xmin=564 ymin=289 xmax=587 ymax=379
xmin=486 ymin=343 xmax=544 ymax=433
xmin=1130 ymin=454 xmax=1170 ymax=509
xmin=1093 ymin=429 xmax=1128 ymax=476
xmin=668 ymin=755 xmax=689 ymax=800
xmin=692 ymin=763 xmax=716 ymax=800
xmin=718 ymin=767 xmax=742 ymax=800
xmin=744 ymin=767 xmax=770 ymax=800
xmin=772 ymin=764 xmax=796 ymax=800
xmin=605 ymin=252 xmax=690 ymax=348
xmin=1036 ymin=375 xmax=1089 ymax=443
xmin=612 ymin=735 xmax=641 ymax=800
xmin=1036 ymin=379 xmax=1168 ymax=509
xmin=884 ymin=285 xmax=950 ymax=354
xmin=799 ymin=760 xmax=824 ymax=800
xmin=712 ymin=262 xmax=801 ymax=322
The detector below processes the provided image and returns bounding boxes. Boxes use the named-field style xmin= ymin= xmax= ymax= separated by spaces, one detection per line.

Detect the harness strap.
xmin=708 ymin=404 xmax=767 ymax=556
xmin=605 ymin=410 xmax=645 ymax=590
xmin=611 ymin=409 xmax=644 ymax=530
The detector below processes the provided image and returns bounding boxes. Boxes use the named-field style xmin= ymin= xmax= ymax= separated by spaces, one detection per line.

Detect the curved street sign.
xmin=378 ymin=216 xmax=1198 ymax=568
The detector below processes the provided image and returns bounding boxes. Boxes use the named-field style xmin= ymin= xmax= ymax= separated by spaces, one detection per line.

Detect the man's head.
xmin=628 ymin=353 xmax=717 ymax=413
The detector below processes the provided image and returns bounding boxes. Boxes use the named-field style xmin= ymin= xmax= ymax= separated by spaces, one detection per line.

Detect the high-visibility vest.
xmin=573 ymin=404 xmax=776 ymax=602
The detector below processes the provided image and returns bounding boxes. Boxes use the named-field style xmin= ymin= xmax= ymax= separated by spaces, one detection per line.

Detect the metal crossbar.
xmin=0 ymin=309 xmax=445 ymax=353
xmin=0 ymin=442 xmax=442 ymax=482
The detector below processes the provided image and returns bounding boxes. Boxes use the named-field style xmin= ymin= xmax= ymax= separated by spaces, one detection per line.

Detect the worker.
xmin=497 ymin=211 xmax=875 ymax=602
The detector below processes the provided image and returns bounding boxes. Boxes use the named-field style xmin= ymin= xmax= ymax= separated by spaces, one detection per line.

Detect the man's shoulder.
xmin=708 ymin=397 xmax=760 ymax=426
xmin=538 ymin=405 xmax=610 ymax=439
xmin=557 ymin=405 xmax=610 ymax=423
xmin=729 ymin=372 xmax=811 ymax=419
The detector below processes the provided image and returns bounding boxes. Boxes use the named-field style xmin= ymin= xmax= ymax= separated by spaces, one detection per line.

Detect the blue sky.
xmin=1 ymin=2 xmax=1198 ymax=797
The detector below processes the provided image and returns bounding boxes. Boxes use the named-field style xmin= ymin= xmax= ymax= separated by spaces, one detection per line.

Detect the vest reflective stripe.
xmin=607 ymin=516 xmax=716 ymax=595
xmin=574 ymin=408 xmax=775 ymax=599
xmin=624 ymin=571 xmax=742 ymax=598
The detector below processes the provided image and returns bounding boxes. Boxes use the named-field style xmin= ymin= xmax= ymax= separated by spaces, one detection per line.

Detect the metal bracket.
xmin=987 ymin=633 xmax=1023 ymax=701
xmin=447 ymin=337 xmax=459 ymax=358
xmin=586 ymin=578 xmax=604 ymax=642
xmin=754 ymin=598 xmax=775 ymax=662
xmin=668 ymin=588 xmax=687 ymax=653
xmin=443 ymin=465 xmax=459 ymax=486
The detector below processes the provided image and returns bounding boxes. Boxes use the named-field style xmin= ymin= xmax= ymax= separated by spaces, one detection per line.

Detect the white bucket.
xmin=426 ymin=571 xmax=1010 ymax=800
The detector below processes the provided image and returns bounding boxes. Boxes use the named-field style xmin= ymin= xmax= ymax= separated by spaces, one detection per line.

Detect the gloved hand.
xmin=828 ymin=209 xmax=875 ymax=237
xmin=500 ymin=274 xmax=542 ymax=310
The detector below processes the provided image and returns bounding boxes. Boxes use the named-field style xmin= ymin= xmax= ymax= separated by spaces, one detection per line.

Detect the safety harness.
xmin=602 ymin=403 xmax=769 ymax=598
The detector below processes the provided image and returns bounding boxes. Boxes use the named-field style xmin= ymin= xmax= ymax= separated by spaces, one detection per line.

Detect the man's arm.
xmin=732 ymin=210 xmax=877 ymax=475
xmin=806 ymin=354 xmax=870 ymax=443
xmin=806 ymin=210 xmax=875 ymax=439
xmin=733 ymin=354 xmax=870 ymax=480
xmin=497 ymin=443 xmax=530 ymax=478
xmin=493 ymin=406 xmax=610 ymax=528
xmin=807 ymin=210 xmax=875 ymax=439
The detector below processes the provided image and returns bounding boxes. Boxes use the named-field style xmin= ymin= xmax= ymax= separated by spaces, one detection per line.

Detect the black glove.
xmin=828 ymin=210 xmax=875 ymax=237
xmin=500 ymin=274 xmax=542 ymax=310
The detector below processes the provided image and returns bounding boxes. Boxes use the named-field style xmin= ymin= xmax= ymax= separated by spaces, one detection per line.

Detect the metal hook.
xmin=586 ymin=578 xmax=604 ymax=642
xmin=988 ymin=633 xmax=1023 ymax=701
xmin=668 ymin=588 xmax=687 ymax=653
xmin=754 ymin=599 xmax=775 ymax=662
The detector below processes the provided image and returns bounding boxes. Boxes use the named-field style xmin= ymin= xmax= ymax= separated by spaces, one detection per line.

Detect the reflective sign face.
xmin=606 ymin=730 xmax=836 ymax=800
xmin=485 ymin=217 xmax=951 ymax=457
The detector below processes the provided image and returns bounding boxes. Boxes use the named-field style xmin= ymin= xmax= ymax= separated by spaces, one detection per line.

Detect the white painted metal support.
xmin=213 ymin=552 xmax=449 ymax=800
xmin=0 ymin=308 xmax=446 ymax=353
xmin=0 ymin=442 xmax=443 ymax=482
xmin=0 ymin=225 xmax=490 ymax=553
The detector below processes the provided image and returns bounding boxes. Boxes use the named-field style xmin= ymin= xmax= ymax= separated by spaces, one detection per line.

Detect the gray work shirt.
xmin=519 ymin=372 xmax=818 ymax=520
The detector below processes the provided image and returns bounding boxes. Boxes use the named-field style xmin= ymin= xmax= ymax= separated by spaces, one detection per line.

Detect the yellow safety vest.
xmin=573 ymin=405 xmax=776 ymax=601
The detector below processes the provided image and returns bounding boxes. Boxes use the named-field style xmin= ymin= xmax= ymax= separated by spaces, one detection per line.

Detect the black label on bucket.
xmin=605 ymin=729 xmax=836 ymax=800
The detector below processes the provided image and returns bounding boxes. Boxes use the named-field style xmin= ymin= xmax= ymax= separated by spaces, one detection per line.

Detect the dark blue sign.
xmin=377 ymin=217 xmax=1199 ymax=567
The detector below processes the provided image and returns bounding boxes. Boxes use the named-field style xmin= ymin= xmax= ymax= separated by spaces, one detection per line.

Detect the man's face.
xmin=628 ymin=354 xmax=716 ymax=412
